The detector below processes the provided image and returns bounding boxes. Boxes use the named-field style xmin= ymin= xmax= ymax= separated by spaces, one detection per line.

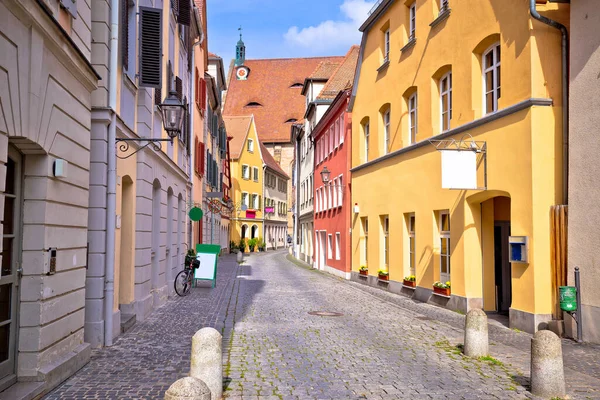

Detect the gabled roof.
xmin=260 ymin=142 xmax=289 ymax=179
xmin=309 ymin=62 xmax=341 ymax=80
xmin=317 ymin=46 xmax=360 ymax=101
xmin=223 ymin=56 xmax=345 ymax=143
xmin=223 ymin=115 xmax=253 ymax=160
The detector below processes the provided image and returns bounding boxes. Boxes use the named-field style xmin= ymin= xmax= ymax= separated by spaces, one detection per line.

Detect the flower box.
xmin=433 ymin=286 xmax=451 ymax=296
xmin=378 ymin=274 xmax=389 ymax=281
xmin=359 ymin=270 xmax=368 ymax=276
xmin=403 ymin=279 xmax=416 ymax=288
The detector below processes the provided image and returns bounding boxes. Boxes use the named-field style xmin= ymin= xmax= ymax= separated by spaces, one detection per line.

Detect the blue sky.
xmin=206 ymin=0 xmax=375 ymax=63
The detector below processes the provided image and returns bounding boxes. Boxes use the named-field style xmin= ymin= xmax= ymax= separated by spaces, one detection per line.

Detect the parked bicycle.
xmin=174 ymin=254 xmax=200 ymax=296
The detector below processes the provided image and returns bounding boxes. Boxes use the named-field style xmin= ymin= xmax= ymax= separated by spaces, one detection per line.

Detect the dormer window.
xmin=290 ymin=83 xmax=303 ymax=88
xmin=245 ymin=102 xmax=263 ymax=107
xmin=285 ymin=118 xmax=298 ymax=123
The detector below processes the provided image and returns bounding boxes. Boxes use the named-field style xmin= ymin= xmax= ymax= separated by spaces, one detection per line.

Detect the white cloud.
xmin=284 ymin=0 xmax=375 ymax=52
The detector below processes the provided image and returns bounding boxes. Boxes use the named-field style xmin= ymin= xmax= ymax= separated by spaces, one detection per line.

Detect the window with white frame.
xmin=309 ymin=174 xmax=313 ymax=205
xmin=383 ymin=108 xmax=391 ymax=154
xmin=253 ymin=167 xmax=259 ymax=182
xmin=362 ymin=217 xmax=369 ymax=266
xmin=440 ymin=0 xmax=449 ymax=12
xmin=384 ymin=29 xmax=390 ymax=62
xmin=440 ymin=72 xmax=452 ymax=132
xmin=439 ymin=211 xmax=451 ymax=283
xmin=329 ymin=128 xmax=333 ymax=154
xmin=409 ymin=2 xmax=416 ymax=40
xmin=251 ymin=193 xmax=258 ymax=209
xmin=247 ymin=138 xmax=254 ymax=152
xmin=242 ymin=192 xmax=249 ymax=207
xmin=328 ymin=185 xmax=333 ymax=209
xmin=335 ymin=233 xmax=341 ymax=260
xmin=337 ymin=175 xmax=343 ymax=207
xmin=483 ymin=44 xmax=501 ymax=114
xmin=242 ymin=164 xmax=250 ymax=180
xmin=333 ymin=178 xmax=338 ymax=207
xmin=408 ymin=93 xmax=418 ymax=144
xmin=382 ymin=216 xmax=389 ymax=269
xmin=328 ymin=234 xmax=333 ymax=259
xmin=334 ymin=120 xmax=339 ymax=148
xmin=408 ymin=213 xmax=416 ymax=276
xmin=339 ymin=115 xmax=344 ymax=144
xmin=364 ymin=122 xmax=370 ymax=162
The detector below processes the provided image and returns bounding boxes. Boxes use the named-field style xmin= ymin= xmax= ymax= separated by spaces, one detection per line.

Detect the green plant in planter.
xmin=247 ymin=238 xmax=258 ymax=252
xmin=433 ymin=281 xmax=451 ymax=289
xmin=359 ymin=265 xmax=368 ymax=272
xmin=238 ymin=239 xmax=247 ymax=253
xmin=230 ymin=241 xmax=237 ymax=250
xmin=404 ymin=275 xmax=416 ymax=282
xmin=257 ymin=237 xmax=265 ymax=251
xmin=377 ymin=270 xmax=389 ymax=276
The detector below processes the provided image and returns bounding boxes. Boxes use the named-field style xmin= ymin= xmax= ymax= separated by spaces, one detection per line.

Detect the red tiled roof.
xmin=309 ymin=62 xmax=341 ymax=80
xmin=208 ymin=51 xmax=219 ymax=58
xmin=223 ymin=115 xmax=253 ymax=159
xmin=260 ymin=142 xmax=289 ymax=179
xmin=317 ymin=46 xmax=360 ymax=101
xmin=223 ymin=56 xmax=345 ymax=143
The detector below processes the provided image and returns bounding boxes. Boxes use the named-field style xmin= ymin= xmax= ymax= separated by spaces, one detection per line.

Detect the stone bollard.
xmin=236 ymin=251 xmax=243 ymax=263
xmin=530 ymin=330 xmax=566 ymax=398
xmin=164 ymin=377 xmax=211 ymax=400
xmin=463 ymin=309 xmax=488 ymax=357
xmin=190 ymin=328 xmax=223 ymax=400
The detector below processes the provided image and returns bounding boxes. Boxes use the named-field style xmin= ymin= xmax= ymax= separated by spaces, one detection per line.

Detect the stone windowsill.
xmin=400 ymin=37 xmax=416 ymax=53
xmin=429 ymin=8 xmax=451 ymax=28
xmin=402 ymin=284 xmax=416 ymax=290
xmin=377 ymin=59 xmax=390 ymax=72
xmin=378 ymin=278 xmax=390 ymax=283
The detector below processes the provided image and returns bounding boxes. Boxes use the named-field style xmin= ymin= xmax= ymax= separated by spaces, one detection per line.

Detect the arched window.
xmin=241 ymin=224 xmax=248 ymax=239
xmin=251 ymin=225 xmax=258 ymax=239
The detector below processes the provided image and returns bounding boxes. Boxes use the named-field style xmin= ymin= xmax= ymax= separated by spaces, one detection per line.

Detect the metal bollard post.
xmin=575 ymin=267 xmax=583 ymax=343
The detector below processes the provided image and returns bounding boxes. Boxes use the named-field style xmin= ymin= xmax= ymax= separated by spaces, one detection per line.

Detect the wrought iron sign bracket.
xmin=116 ymin=137 xmax=173 ymax=159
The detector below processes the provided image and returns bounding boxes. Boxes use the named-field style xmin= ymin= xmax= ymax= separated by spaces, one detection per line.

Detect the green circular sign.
xmin=189 ymin=207 xmax=203 ymax=221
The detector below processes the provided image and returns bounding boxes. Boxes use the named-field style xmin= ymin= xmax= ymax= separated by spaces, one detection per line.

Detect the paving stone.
xmin=43 ymin=251 xmax=600 ymax=399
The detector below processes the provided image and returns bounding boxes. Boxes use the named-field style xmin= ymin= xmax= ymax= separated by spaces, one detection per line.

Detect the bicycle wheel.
xmin=174 ymin=270 xmax=191 ymax=297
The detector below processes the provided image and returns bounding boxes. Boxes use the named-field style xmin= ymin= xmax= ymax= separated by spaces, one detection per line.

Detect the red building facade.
xmin=313 ymin=90 xmax=352 ymax=278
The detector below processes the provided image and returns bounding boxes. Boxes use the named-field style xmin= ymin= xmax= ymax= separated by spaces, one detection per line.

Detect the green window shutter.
xmin=139 ymin=7 xmax=163 ymax=88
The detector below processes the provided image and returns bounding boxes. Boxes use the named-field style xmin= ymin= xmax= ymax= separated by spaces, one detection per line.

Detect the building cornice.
xmin=351 ymin=98 xmax=553 ymax=173
xmin=359 ymin=0 xmax=395 ymax=33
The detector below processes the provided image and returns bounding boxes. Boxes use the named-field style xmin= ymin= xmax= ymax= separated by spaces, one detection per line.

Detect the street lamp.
xmin=320 ymin=166 xmax=331 ymax=185
xmin=116 ymin=88 xmax=186 ymax=159
xmin=160 ymin=89 xmax=186 ymax=139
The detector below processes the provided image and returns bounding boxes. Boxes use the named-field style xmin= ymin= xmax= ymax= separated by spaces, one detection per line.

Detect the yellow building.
xmin=350 ymin=0 xmax=569 ymax=333
xmin=225 ymin=115 xmax=264 ymax=246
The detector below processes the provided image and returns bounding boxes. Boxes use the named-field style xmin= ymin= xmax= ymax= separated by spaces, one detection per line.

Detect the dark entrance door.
xmin=494 ymin=222 xmax=512 ymax=314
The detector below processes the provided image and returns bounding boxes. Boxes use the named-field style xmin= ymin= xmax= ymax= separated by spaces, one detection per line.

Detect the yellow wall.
xmin=351 ymin=0 xmax=568 ymax=326
xmin=230 ymin=118 xmax=264 ymax=243
xmin=114 ymin=155 xmax=137 ymax=311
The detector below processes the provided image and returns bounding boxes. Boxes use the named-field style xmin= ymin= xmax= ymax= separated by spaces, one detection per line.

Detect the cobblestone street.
xmin=45 ymin=251 xmax=600 ymax=399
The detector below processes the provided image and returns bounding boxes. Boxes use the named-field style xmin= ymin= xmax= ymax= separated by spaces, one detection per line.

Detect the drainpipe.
xmin=529 ymin=0 xmax=569 ymax=205
xmin=105 ymin=0 xmax=120 ymax=347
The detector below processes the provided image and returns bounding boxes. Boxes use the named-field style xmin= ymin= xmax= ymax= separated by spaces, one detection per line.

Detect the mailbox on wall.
xmin=508 ymin=236 xmax=528 ymax=263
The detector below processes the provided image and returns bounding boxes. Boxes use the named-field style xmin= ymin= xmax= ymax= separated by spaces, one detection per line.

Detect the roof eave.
xmin=359 ymin=0 xmax=395 ymax=32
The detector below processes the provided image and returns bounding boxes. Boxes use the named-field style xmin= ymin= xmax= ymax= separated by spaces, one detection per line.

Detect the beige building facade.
xmin=568 ymin=0 xmax=600 ymax=344
xmin=0 ymin=0 xmax=98 ymax=396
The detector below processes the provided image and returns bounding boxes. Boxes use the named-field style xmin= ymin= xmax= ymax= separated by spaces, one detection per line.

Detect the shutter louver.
xmin=178 ymin=0 xmax=190 ymax=26
xmin=121 ymin=0 xmax=129 ymax=70
xmin=139 ymin=7 xmax=162 ymax=88
xmin=199 ymin=142 xmax=205 ymax=176
xmin=176 ymin=76 xmax=183 ymax=101
xmin=170 ymin=0 xmax=179 ymax=18
xmin=154 ymin=87 xmax=162 ymax=106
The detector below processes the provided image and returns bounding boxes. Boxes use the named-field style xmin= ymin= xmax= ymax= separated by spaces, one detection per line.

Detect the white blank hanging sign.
xmin=441 ymin=150 xmax=477 ymax=189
